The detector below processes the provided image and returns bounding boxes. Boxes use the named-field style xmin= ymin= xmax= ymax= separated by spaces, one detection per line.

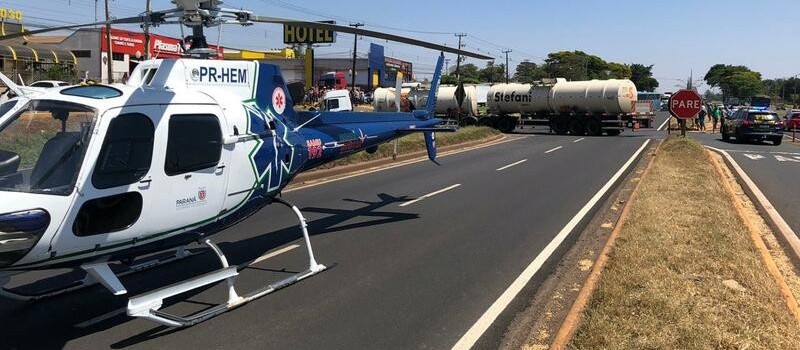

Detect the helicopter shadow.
xmin=0 ymin=192 xmax=417 ymax=350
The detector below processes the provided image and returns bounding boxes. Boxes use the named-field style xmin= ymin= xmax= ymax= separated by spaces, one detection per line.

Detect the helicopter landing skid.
xmin=126 ymin=198 xmax=327 ymax=327
xmin=0 ymin=246 xmax=194 ymax=301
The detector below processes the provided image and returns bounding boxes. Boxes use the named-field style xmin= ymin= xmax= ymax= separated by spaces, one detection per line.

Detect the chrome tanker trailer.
xmin=373 ymin=85 xmax=480 ymax=121
xmin=485 ymin=78 xmax=642 ymax=135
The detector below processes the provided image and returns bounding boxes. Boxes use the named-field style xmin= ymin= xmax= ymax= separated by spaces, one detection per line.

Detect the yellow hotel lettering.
xmin=0 ymin=8 xmax=23 ymax=21
xmin=283 ymin=24 xmax=335 ymax=44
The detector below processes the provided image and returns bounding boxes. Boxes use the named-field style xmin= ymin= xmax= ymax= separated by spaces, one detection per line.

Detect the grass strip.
xmin=570 ymin=136 xmax=800 ymax=350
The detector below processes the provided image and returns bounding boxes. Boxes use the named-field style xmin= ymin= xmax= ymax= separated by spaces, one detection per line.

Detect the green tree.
xmin=479 ymin=61 xmax=506 ymax=83
xmin=541 ymin=51 xmax=631 ymax=81
xmin=513 ymin=61 xmax=546 ymax=83
xmin=442 ymin=63 xmax=481 ymax=84
xmin=605 ymin=62 xmax=631 ymax=79
xmin=629 ymin=64 xmax=659 ymax=92
xmin=704 ymin=64 xmax=763 ymax=100
xmin=725 ymin=71 xmax=763 ymax=99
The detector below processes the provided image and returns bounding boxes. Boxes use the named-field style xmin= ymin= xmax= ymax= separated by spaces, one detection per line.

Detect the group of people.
xmin=694 ymin=103 xmax=729 ymax=133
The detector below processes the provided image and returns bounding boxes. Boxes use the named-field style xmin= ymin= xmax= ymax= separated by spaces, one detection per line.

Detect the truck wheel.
xmin=605 ymin=129 xmax=621 ymax=136
xmin=568 ymin=118 xmax=586 ymax=135
xmin=496 ymin=117 xmax=517 ymax=133
xmin=585 ymin=118 xmax=602 ymax=136
xmin=552 ymin=119 xmax=569 ymax=135
xmin=721 ymin=128 xmax=730 ymax=141
xmin=773 ymin=138 xmax=783 ymax=146
xmin=479 ymin=117 xmax=495 ymax=128
xmin=460 ymin=116 xmax=478 ymax=127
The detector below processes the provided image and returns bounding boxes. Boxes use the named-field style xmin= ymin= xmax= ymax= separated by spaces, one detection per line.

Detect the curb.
xmin=705 ymin=146 xmax=800 ymax=267
xmin=706 ymin=148 xmax=800 ymax=324
xmin=549 ymin=139 xmax=661 ymax=350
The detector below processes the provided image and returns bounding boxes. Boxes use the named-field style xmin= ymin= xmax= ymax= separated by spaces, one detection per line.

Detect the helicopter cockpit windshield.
xmin=0 ymin=100 xmax=96 ymax=195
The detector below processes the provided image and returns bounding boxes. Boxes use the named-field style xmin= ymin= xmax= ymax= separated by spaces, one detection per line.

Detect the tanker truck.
xmin=373 ymin=85 xmax=480 ymax=122
xmin=484 ymin=78 xmax=648 ymax=135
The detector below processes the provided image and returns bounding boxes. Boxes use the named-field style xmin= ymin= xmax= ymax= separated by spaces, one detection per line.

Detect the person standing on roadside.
xmin=711 ymin=105 xmax=721 ymax=133
xmin=698 ymin=104 xmax=707 ymax=131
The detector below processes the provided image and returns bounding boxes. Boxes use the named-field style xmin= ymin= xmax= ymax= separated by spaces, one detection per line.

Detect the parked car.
xmin=722 ymin=107 xmax=784 ymax=145
xmin=29 ymin=80 xmax=70 ymax=88
xmin=783 ymin=109 xmax=800 ymax=131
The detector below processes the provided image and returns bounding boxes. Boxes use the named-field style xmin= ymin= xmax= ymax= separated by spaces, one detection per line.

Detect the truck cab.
xmin=321 ymin=89 xmax=353 ymax=112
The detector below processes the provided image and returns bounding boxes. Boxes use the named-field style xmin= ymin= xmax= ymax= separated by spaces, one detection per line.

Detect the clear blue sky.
xmin=9 ymin=0 xmax=800 ymax=92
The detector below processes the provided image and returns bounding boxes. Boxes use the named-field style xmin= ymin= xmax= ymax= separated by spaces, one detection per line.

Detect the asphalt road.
xmin=693 ymin=129 xmax=800 ymax=236
xmin=0 ymin=115 xmax=669 ymax=350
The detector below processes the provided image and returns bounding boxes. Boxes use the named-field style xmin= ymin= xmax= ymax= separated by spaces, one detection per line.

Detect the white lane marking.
xmin=743 ymin=154 xmax=765 ymax=160
xmin=657 ymin=115 xmax=671 ymax=131
xmin=287 ymin=136 xmax=525 ymax=193
xmin=252 ymin=244 xmax=301 ymax=265
xmin=713 ymin=149 xmax=800 ymax=156
xmin=496 ymin=159 xmax=527 ymax=171
xmin=775 ymin=155 xmax=800 ymax=163
xmin=572 ymin=138 xmax=585 ymax=143
xmin=75 ymin=308 xmax=127 ymax=328
xmin=544 ymin=146 xmax=563 ymax=154
xmin=451 ymin=139 xmax=652 ymax=350
xmin=399 ymin=184 xmax=462 ymax=207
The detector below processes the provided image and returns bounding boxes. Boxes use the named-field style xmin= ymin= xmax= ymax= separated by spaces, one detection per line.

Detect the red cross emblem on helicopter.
xmin=272 ymin=87 xmax=286 ymax=114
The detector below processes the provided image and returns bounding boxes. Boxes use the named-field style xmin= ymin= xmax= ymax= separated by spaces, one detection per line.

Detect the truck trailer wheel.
xmin=552 ymin=119 xmax=569 ymax=135
xmin=460 ymin=116 xmax=478 ymax=127
xmin=479 ymin=117 xmax=496 ymax=128
xmin=585 ymin=118 xmax=602 ymax=136
xmin=568 ymin=118 xmax=586 ymax=135
xmin=496 ymin=117 xmax=517 ymax=133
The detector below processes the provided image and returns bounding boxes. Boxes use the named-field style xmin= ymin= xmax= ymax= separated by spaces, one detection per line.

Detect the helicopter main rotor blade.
xmin=249 ymin=15 xmax=493 ymax=60
xmin=0 ymin=15 xmax=151 ymax=41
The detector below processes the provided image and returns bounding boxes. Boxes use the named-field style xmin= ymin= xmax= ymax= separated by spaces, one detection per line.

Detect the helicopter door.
xmin=55 ymin=105 xmax=164 ymax=254
xmin=149 ymin=105 xmax=230 ymax=232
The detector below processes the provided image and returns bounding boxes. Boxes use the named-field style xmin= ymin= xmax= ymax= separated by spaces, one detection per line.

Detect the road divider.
xmin=399 ymin=184 xmax=462 ymax=207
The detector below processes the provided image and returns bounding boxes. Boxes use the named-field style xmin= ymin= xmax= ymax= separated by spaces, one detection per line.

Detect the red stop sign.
xmin=669 ymin=89 xmax=703 ymax=119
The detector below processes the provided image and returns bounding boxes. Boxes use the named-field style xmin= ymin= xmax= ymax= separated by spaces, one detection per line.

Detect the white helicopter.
xmin=0 ymin=0 xmax=490 ymax=327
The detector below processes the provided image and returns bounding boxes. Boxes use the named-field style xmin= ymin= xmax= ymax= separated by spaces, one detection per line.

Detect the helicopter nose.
xmin=0 ymin=209 xmax=50 ymax=268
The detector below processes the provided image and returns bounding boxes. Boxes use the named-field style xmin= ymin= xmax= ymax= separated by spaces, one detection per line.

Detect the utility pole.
xmin=502 ymin=49 xmax=512 ymax=83
xmin=143 ymin=0 xmax=151 ymax=60
xmin=454 ymin=33 xmax=466 ymax=80
xmin=105 ymin=0 xmax=113 ymax=83
xmin=349 ymin=23 xmax=364 ymax=96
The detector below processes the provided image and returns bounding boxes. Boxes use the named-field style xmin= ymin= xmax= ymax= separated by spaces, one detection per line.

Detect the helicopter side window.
xmin=92 ymin=113 xmax=154 ymax=189
xmin=164 ymin=114 xmax=222 ymax=176
xmin=73 ymin=192 xmax=143 ymax=236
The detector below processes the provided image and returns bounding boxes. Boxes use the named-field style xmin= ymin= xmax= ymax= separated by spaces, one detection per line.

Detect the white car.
xmin=29 ymin=80 xmax=70 ymax=88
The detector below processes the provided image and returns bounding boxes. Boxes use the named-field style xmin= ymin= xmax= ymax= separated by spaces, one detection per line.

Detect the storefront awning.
xmin=1 ymin=44 xmax=75 ymax=64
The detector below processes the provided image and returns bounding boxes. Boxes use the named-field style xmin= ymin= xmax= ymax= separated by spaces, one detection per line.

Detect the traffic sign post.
xmin=669 ymin=89 xmax=703 ymax=137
